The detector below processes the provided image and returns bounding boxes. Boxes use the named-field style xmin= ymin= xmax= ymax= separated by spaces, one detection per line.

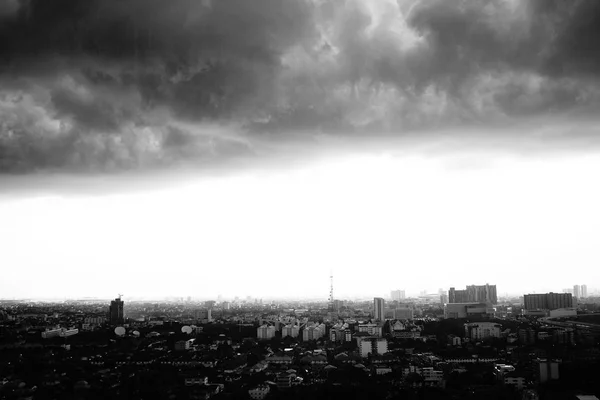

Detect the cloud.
xmin=1 ymin=0 xmax=600 ymax=173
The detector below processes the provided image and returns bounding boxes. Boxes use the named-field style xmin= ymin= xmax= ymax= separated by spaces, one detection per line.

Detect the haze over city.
xmin=2 ymin=0 xmax=600 ymax=300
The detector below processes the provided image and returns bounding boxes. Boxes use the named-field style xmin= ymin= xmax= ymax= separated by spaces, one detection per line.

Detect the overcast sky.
xmin=1 ymin=0 xmax=600 ymax=300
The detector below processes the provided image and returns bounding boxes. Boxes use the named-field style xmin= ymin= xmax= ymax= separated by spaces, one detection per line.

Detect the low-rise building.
xmin=464 ymin=322 xmax=501 ymax=340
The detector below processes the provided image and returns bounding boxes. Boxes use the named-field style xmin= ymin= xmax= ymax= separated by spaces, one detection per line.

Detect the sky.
xmin=1 ymin=0 xmax=600 ymax=300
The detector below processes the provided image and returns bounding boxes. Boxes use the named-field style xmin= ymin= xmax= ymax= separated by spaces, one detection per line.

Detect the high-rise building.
xmin=373 ymin=298 xmax=385 ymax=321
xmin=523 ymin=293 xmax=573 ymax=310
xmin=391 ymin=290 xmax=405 ymax=301
xmin=573 ymin=285 xmax=581 ymax=299
xmin=581 ymin=285 xmax=588 ymax=298
xmin=109 ymin=297 xmax=124 ymax=325
xmin=449 ymin=284 xmax=497 ymax=304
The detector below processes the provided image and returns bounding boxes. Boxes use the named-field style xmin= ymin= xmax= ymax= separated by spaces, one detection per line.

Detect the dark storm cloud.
xmin=1 ymin=0 xmax=600 ymax=173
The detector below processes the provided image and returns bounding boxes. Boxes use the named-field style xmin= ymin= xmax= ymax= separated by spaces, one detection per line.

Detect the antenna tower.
xmin=328 ymin=271 xmax=334 ymax=307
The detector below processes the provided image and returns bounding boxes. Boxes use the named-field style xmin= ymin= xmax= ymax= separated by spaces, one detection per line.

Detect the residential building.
xmin=257 ymin=325 xmax=276 ymax=340
xmin=281 ymin=324 xmax=299 ymax=338
xmin=359 ymin=337 xmax=388 ymax=358
xmin=449 ymin=284 xmax=497 ymax=304
xmin=302 ymin=323 xmax=325 ymax=341
xmin=524 ymin=293 xmax=574 ymax=310
xmin=374 ymin=297 xmax=385 ymax=321
xmin=444 ymin=303 xmax=494 ymax=319
xmin=464 ymin=322 xmax=501 ymax=340
xmin=537 ymin=359 xmax=560 ymax=383
xmin=357 ymin=323 xmax=383 ymax=337
xmin=518 ymin=327 xmax=536 ymax=345
xmin=391 ymin=290 xmax=406 ymax=301
xmin=574 ymin=285 xmax=581 ymax=299
xmin=248 ymin=385 xmax=270 ymax=400
xmin=109 ymin=297 xmax=124 ymax=325
xmin=582 ymin=285 xmax=588 ymax=298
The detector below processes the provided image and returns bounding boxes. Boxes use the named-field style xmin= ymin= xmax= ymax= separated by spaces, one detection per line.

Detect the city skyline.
xmin=2 ymin=0 xmax=600 ymax=299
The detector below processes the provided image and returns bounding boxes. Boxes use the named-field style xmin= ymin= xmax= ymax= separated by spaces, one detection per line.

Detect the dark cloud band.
xmin=1 ymin=0 xmax=600 ymax=172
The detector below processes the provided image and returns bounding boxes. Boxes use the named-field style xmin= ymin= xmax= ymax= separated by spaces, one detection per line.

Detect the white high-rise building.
xmin=374 ymin=297 xmax=385 ymax=321
xmin=257 ymin=325 xmax=276 ymax=340
xmin=391 ymin=290 xmax=406 ymax=301
xmin=573 ymin=285 xmax=581 ymax=299
xmin=582 ymin=285 xmax=588 ymax=298
xmin=359 ymin=337 xmax=388 ymax=358
xmin=281 ymin=324 xmax=299 ymax=338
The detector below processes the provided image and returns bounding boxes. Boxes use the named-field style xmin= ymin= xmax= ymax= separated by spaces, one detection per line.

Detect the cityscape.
xmin=2 ymin=0 xmax=600 ymax=399
xmin=2 ymin=280 xmax=600 ymax=400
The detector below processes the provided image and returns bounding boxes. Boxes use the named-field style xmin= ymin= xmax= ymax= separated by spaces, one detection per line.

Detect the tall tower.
xmin=328 ymin=272 xmax=334 ymax=311
xmin=373 ymin=297 xmax=385 ymax=321
xmin=109 ymin=295 xmax=124 ymax=325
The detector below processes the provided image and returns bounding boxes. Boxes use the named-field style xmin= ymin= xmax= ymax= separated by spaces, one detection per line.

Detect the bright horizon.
xmin=2 ymin=144 xmax=599 ymax=300
xmin=2 ymin=0 xmax=600 ymax=302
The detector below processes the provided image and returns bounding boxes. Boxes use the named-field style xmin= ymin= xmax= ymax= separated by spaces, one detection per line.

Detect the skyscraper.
xmin=581 ymin=285 xmax=588 ymax=298
xmin=373 ymin=297 xmax=385 ymax=321
xmin=109 ymin=297 xmax=124 ymax=325
xmin=573 ymin=285 xmax=581 ymax=299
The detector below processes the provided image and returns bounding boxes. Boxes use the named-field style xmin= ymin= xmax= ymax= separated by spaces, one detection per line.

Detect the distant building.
xmin=257 ymin=325 xmax=276 ymax=340
xmin=449 ymin=284 xmax=497 ymax=304
xmin=359 ymin=337 xmax=388 ymax=358
xmin=582 ymin=285 xmax=588 ymax=298
xmin=391 ymin=290 xmax=406 ymax=301
xmin=374 ymin=298 xmax=385 ymax=321
xmin=464 ymin=322 xmax=501 ymax=340
xmin=574 ymin=285 xmax=581 ymax=299
xmin=548 ymin=308 xmax=577 ymax=318
xmin=281 ymin=324 xmax=299 ymax=338
xmin=194 ymin=309 xmax=212 ymax=322
xmin=523 ymin=293 xmax=573 ymax=310
xmin=518 ymin=327 xmax=536 ymax=345
xmin=357 ymin=323 xmax=384 ymax=337
xmin=175 ymin=339 xmax=195 ymax=351
xmin=302 ymin=323 xmax=325 ymax=341
xmin=109 ymin=297 xmax=124 ymax=325
xmin=537 ymin=359 xmax=560 ymax=383
xmin=444 ymin=302 xmax=494 ymax=319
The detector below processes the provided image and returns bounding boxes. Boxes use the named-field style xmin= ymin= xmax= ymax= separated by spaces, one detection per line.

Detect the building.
xmin=194 ymin=309 xmax=212 ymax=322
xmin=374 ymin=298 xmax=385 ymax=321
xmin=359 ymin=337 xmax=388 ymax=358
xmin=582 ymin=285 xmax=588 ymax=298
xmin=281 ymin=324 xmax=299 ymax=338
xmin=537 ymin=359 xmax=560 ymax=383
xmin=84 ymin=316 xmax=106 ymax=325
xmin=574 ymin=285 xmax=581 ymax=299
xmin=444 ymin=303 xmax=494 ymax=319
xmin=175 ymin=339 xmax=195 ymax=351
xmin=302 ymin=323 xmax=325 ymax=341
xmin=276 ymin=374 xmax=292 ymax=390
xmin=41 ymin=328 xmax=62 ymax=339
xmin=257 ymin=325 xmax=276 ymax=340
xmin=464 ymin=322 xmax=501 ymax=340
xmin=523 ymin=293 xmax=573 ymax=310
xmin=548 ymin=308 xmax=577 ymax=318
xmin=447 ymin=334 xmax=461 ymax=346
xmin=391 ymin=290 xmax=406 ymax=301
xmin=357 ymin=323 xmax=384 ymax=337
xmin=248 ymin=385 xmax=270 ymax=400
xmin=518 ymin=327 xmax=536 ymax=345
xmin=109 ymin=297 xmax=124 ymax=325
xmin=449 ymin=284 xmax=497 ymax=304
